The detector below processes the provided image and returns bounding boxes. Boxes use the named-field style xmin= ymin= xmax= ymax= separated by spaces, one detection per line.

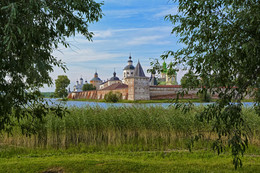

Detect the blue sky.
xmin=42 ymin=0 xmax=186 ymax=92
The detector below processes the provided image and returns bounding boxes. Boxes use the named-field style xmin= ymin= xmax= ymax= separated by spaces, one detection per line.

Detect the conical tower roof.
xmin=134 ymin=61 xmax=146 ymax=77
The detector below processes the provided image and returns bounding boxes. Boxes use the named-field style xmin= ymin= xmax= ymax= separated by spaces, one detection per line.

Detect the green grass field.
xmin=0 ymin=106 xmax=259 ymax=172
xmin=0 ymin=146 xmax=259 ymax=173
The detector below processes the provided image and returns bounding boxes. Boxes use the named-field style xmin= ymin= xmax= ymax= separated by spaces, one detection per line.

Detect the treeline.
xmin=40 ymin=92 xmax=55 ymax=98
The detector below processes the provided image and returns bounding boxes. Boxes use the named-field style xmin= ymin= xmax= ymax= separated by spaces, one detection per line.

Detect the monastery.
xmin=68 ymin=55 xmax=201 ymax=101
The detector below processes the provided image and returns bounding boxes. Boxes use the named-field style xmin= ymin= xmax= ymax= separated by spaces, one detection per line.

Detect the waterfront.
xmin=45 ymin=98 xmax=255 ymax=108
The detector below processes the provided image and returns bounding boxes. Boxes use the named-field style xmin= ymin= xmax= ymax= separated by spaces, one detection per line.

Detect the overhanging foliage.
xmin=0 ymin=1 xmax=103 ymax=132
xmin=163 ymin=0 xmax=260 ymax=169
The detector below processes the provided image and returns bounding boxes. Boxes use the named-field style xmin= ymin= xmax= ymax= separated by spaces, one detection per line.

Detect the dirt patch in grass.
xmin=42 ymin=167 xmax=65 ymax=173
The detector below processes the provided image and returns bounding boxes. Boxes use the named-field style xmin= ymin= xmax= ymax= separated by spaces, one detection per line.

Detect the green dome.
xmin=162 ymin=61 xmax=167 ymax=73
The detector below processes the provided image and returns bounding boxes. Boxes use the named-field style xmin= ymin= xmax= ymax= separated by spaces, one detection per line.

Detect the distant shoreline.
xmin=65 ymin=98 xmax=254 ymax=104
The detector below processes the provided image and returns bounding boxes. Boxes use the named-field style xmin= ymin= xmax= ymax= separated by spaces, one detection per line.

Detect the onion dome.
xmin=124 ymin=55 xmax=135 ymax=70
xmin=90 ymin=71 xmax=102 ymax=82
xmin=124 ymin=65 xmax=135 ymax=70
xmin=110 ymin=71 xmax=120 ymax=81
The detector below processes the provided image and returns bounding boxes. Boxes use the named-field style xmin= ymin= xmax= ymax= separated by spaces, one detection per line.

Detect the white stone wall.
xmin=133 ymin=77 xmax=150 ymax=100
xmin=126 ymin=78 xmax=134 ymax=100
xmin=150 ymin=87 xmax=199 ymax=97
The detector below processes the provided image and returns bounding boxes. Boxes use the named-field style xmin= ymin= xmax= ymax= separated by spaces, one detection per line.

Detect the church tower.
xmin=122 ymin=55 xmax=135 ymax=84
xmin=125 ymin=61 xmax=150 ymax=100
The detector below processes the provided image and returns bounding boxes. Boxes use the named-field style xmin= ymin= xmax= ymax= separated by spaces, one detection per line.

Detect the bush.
xmin=104 ymin=91 xmax=122 ymax=103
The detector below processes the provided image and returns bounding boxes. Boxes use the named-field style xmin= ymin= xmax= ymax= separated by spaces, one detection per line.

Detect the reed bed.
xmin=1 ymin=106 xmax=260 ymax=151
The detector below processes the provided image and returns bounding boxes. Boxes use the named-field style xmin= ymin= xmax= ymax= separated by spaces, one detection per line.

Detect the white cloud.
xmin=104 ymin=0 xmax=137 ymax=6
xmin=127 ymin=35 xmax=169 ymax=45
xmin=64 ymin=26 xmax=172 ymax=45
xmin=104 ymin=5 xmax=177 ymax=19
xmin=93 ymin=26 xmax=172 ymax=36
xmin=153 ymin=6 xmax=179 ymax=18
xmin=104 ymin=9 xmax=140 ymax=18
xmin=53 ymin=48 xmax=125 ymax=63
xmin=94 ymin=30 xmax=113 ymax=38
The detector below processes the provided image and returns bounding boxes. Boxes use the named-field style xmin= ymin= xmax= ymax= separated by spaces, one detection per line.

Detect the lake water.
xmin=44 ymin=99 xmax=255 ymax=108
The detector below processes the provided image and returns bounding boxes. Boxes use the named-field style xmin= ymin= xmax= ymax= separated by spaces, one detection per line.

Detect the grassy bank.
xmin=0 ymin=146 xmax=259 ymax=173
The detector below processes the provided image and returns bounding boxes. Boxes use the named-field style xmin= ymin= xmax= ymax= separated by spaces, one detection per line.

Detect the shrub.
xmin=104 ymin=91 xmax=122 ymax=103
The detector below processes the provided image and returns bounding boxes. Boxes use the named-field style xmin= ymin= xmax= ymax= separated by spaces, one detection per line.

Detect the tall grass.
xmin=1 ymin=106 xmax=260 ymax=151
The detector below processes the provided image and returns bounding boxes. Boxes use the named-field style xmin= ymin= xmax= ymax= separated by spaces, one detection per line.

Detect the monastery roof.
xmin=101 ymin=83 xmax=128 ymax=90
xmin=134 ymin=61 xmax=146 ymax=77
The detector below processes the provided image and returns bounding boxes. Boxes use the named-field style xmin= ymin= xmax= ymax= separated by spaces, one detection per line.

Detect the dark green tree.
xmin=82 ymin=83 xmax=96 ymax=91
xmin=163 ymin=0 xmax=260 ymax=169
xmin=0 ymin=1 xmax=103 ymax=132
xmin=55 ymin=75 xmax=70 ymax=98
